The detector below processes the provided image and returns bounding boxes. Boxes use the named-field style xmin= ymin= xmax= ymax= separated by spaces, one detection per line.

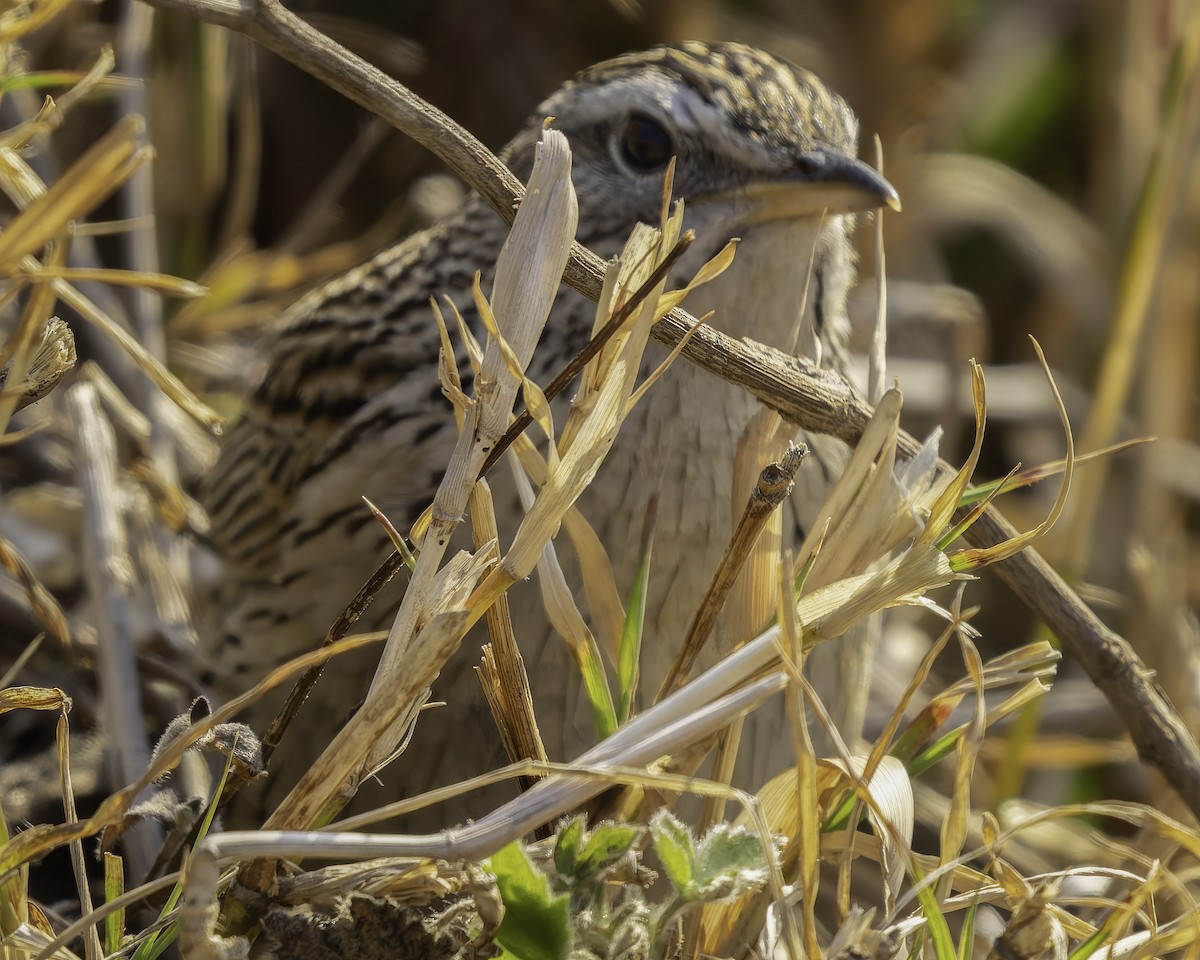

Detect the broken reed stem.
xmin=137 ymin=0 xmax=1200 ymax=821
xmin=658 ymin=443 xmax=808 ymax=699
xmin=469 ymin=479 xmax=547 ymax=784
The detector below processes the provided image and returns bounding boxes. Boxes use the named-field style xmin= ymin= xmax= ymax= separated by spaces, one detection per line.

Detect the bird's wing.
xmin=202 ymin=210 xmax=488 ymax=578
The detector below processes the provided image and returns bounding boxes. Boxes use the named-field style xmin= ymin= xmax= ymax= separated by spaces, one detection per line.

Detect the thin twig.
xmin=659 ymin=443 xmax=808 ymax=698
xmin=136 ymin=0 xmax=1200 ymax=821
xmin=258 ymin=550 xmax=409 ymax=767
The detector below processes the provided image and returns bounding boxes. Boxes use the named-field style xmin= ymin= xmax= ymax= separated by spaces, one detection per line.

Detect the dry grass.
xmin=1 ymin=2 xmax=1199 ymax=960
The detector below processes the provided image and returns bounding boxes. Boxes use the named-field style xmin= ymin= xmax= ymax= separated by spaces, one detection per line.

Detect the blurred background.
xmin=2 ymin=0 xmax=1198 ymax=886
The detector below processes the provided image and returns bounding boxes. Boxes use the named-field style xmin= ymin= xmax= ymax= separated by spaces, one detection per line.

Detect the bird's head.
xmin=507 ymin=41 xmax=899 ymax=359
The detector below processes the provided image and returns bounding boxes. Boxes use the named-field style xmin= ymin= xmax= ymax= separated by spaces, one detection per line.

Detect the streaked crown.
xmin=575 ymin=41 xmax=858 ymax=157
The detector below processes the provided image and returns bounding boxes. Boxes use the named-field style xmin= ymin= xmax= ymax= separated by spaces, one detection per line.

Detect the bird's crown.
xmin=568 ymin=41 xmax=858 ymax=159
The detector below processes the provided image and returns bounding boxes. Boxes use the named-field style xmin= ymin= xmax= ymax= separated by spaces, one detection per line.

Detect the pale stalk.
xmin=353 ymin=131 xmax=576 ymax=779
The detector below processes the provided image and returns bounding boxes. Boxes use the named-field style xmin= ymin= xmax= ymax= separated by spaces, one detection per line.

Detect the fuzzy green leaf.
xmin=577 ymin=822 xmax=642 ymax=879
xmin=488 ymin=841 xmax=571 ymax=960
xmin=692 ymin=825 xmax=769 ymax=900
xmin=553 ymin=816 xmax=584 ymax=878
xmin=649 ymin=810 xmax=695 ymax=896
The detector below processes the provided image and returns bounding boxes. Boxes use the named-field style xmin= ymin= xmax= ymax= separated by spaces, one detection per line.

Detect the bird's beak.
xmin=707 ymin=146 xmax=901 ymax=220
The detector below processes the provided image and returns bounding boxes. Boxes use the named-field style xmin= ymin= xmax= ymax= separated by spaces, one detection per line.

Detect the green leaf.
xmin=553 ymin=816 xmax=584 ymax=878
xmin=1067 ymin=925 xmax=1114 ymax=960
xmin=649 ymin=810 xmax=695 ymax=896
xmin=692 ymin=825 xmax=769 ymax=900
xmin=576 ymin=633 xmax=619 ymax=740
xmin=104 ymin=852 xmax=125 ymax=954
xmin=577 ymin=822 xmax=642 ymax=879
xmin=617 ymin=499 xmax=656 ymax=724
xmin=957 ymin=892 xmax=981 ymax=960
xmin=911 ymin=876 xmax=956 ymax=960
xmin=487 ymin=841 xmax=571 ymax=960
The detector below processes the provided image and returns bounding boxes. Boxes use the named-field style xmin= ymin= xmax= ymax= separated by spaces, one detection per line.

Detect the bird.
xmin=200 ymin=40 xmax=899 ymax=824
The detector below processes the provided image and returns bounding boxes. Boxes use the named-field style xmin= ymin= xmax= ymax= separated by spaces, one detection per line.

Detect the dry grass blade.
xmin=791 ymin=388 xmax=909 ymax=584
xmin=949 ymin=339 xmax=1073 ymax=568
xmin=0 ymin=685 xmax=69 ymax=714
xmin=509 ymin=458 xmax=616 ymax=737
xmin=0 ymin=536 xmax=70 ymax=647
xmin=479 ymin=232 xmax=693 ymax=476
xmin=0 ymin=239 xmax=64 ymax=436
xmin=0 ymin=116 xmax=147 ymax=269
xmin=17 ymin=266 xmax=207 ymax=298
xmin=504 ymin=430 xmax=626 ymax=658
xmin=938 ymin=622 xmax=985 ymax=900
xmin=55 ymin=713 xmax=100 ymax=960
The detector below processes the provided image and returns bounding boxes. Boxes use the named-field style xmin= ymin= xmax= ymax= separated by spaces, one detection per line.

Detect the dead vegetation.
xmin=2 ymin=2 xmax=1199 ymax=960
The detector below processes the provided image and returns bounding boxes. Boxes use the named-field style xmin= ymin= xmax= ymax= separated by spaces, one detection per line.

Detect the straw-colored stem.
xmin=470 ymin=479 xmax=547 ymax=780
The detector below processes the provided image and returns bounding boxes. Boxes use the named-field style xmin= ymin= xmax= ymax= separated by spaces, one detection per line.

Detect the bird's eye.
xmin=618 ymin=113 xmax=674 ymax=172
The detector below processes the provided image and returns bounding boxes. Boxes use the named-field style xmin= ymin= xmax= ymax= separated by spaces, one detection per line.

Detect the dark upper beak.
xmin=791 ymin=146 xmax=901 ymax=212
